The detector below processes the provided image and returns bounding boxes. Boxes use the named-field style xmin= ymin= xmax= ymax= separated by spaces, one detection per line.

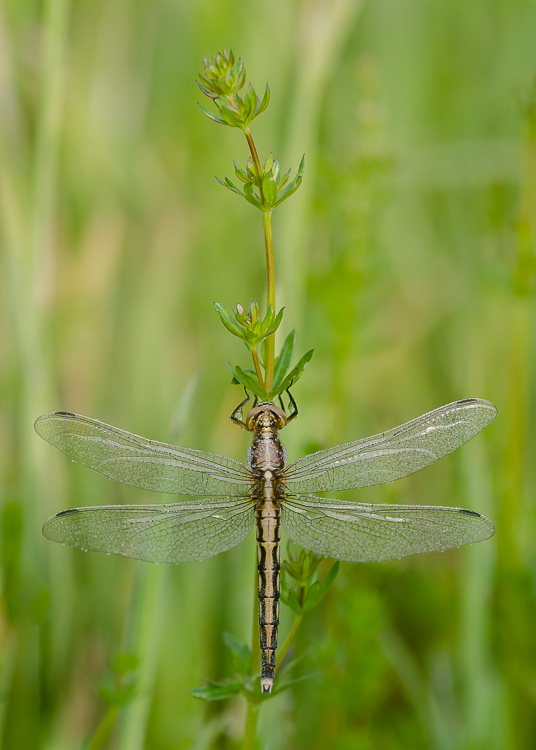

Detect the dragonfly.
xmin=35 ymin=396 xmax=496 ymax=693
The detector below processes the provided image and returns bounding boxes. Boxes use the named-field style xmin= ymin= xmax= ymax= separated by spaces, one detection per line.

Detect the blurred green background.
xmin=1 ymin=0 xmax=535 ymax=748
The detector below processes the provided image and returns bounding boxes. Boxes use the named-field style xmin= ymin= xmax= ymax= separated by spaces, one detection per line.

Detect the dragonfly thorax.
xmin=245 ymin=402 xmax=287 ymax=433
xmin=247 ymin=404 xmax=287 ymax=477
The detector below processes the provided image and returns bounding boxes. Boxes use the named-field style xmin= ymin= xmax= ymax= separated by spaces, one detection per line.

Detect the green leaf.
xmin=223 ymin=632 xmax=251 ymax=676
xmin=242 ymin=182 xmax=263 ymax=210
xmin=190 ymin=681 xmax=242 ymax=701
xmin=214 ymin=302 xmax=245 ymax=338
xmin=261 ymin=173 xmax=277 ymax=206
xmin=229 ymin=366 xmax=257 ymax=385
xmin=234 ymin=365 xmax=266 ymax=399
xmin=233 ymin=160 xmax=249 ymax=183
xmin=274 ymin=349 xmax=314 ymax=396
xmin=196 ymin=79 xmax=219 ymax=99
xmin=258 ymin=83 xmax=271 ymax=116
xmin=109 ymin=652 xmax=138 ymax=676
xmin=244 ymin=83 xmax=257 ymax=120
xmin=280 ymin=588 xmax=303 ymax=616
xmin=226 ymin=362 xmax=266 ymax=400
xmin=98 ymin=681 xmax=138 ymax=707
xmin=216 ymin=176 xmax=246 ymax=200
xmin=280 ymin=568 xmax=304 ymax=614
xmin=215 ymin=98 xmax=245 ymax=129
xmin=303 ymin=562 xmax=340 ymax=613
xmin=271 ymin=671 xmax=319 ymax=696
xmin=197 ymin=101 xmax=227 ymax=125
xmin=273 ymin=330 xmax=296 ymax=388
xmin=273 ymin=154 xmax=305 ymax=207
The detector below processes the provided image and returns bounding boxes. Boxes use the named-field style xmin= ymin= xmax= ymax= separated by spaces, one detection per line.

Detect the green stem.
xmin=251 ymin=348 xmax=265 ymax=391
xmin=86 ymin=707 xmax=119 ymax=750
xmin=243 ymin=127 xmax=276 ymax=394
xmin=242 ymin=702 xmax=260 ymax=750
xmin=262 ymin=210 xmax=276 ymax=394
xmin=276 ymin=613 xmax=303 ymax=671
xmin=244 ymin=128 xmax=263 ymax=193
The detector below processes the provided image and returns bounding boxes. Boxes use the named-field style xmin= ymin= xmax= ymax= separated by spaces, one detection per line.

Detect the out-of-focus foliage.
xmin=1 ymin=0 xmax=535 ymax=748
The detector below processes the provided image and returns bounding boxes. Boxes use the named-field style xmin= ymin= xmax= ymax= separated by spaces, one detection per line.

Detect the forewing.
xmin=43 ymin=498 xmax=254 ymax=564
xmin=284 ymin=399 xmax=497 ymax=493
xmin=281 ymin=496 xmax=495 ymax=563
xmin=35 ymin=412 xmax=251 ymax=496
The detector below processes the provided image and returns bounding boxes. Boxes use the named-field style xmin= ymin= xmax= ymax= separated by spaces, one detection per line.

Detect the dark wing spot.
xmin=55 ymin=508 xmax=80 ymax=517
xmin=458 ymin=508 xmax=480 ymax=517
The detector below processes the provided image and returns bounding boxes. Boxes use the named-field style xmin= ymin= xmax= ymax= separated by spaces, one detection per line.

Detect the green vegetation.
xmin=1 ymin=1 xmax=536 ymax=748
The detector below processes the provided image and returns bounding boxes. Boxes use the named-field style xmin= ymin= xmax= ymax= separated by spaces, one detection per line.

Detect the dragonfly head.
xmin=245 ymin=402 xmax=287 ymax=432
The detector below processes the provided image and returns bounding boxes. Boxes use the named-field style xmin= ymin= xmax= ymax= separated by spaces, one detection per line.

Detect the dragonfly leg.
xmin=230 ymin=388 xmax=251 ymax=430
xmin=285 ymin=387 xmax=298 ymax=423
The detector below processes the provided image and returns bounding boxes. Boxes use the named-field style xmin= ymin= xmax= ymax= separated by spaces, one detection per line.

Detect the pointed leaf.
xmin=245 ymin=83 xmax=258 ymax=120
xmin=196 ymin=79 xmax=220 ymax=99
xmin=276 ymin=349 xmax=314 ymax=394
xmin=273 ymin=155 xmax=305 ymax=206
xmin=233 ymin=160 xmax=249 ymax=183
xmin=257 ymin=83 xmax=271 ymax=116
xmin=223 ymin=632 xmax=251 ymax=676
xmin=276 ymin=168 xmax=291 ymax=190
xmin=303 ymin=562 xmax=340 ymax=613
xmin=227 ymin=363 xmax=266 ymax=400
xmin=271 ymin=671 xmax=319 ymax=696
xmin=250 ymin=299 xmax=260 ymax=326
xmin=260 ymin=305 xmax=274 ymax=332
xmin=214 ymin=302 xmax=245 ymax=338
xmin=197 ymin=102 xmax=227 ymax=125
xmin=280 ymin=589 xmax=303 ymax=616
xmin=216 ymin=177 xmax=247 ymax=201
xmin=235 ymin=365 xmax=266 ymax=399
xmin=243 ymin=183 xmax=263 ymax=210
xmin=262 ymin=309 xmax=284 ymax=338
xmin=261 ymin=174 xmax=277 ymax=206
xmin=273 ymin=330 xmax=296 ymax=388
xmin=190 ymin=681 xmax=242 ymax=701
xmin=215 ymin=98 xmax=245 ymax=128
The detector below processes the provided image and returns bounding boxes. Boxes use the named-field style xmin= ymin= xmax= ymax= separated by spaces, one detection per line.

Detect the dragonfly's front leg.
xmin=285 ymin=388 xmax=298 ymax=423
xmin=231 ymin=389 xmax=252 ymax=430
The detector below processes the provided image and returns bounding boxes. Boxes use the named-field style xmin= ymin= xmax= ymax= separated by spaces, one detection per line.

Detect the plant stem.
xmin=251 ymin=348 xmax=265 ymax=390
xmin=243 ymin=127 xmax=276 ymax=394
xmin=242 ymin=702 xmax=260 ymax=750
xmin=276 ymin=614 xmax=303 ymax=671
xmin=262 ymin=210 xmax=276 ymax=394
xmin=244 ymin=128 xmax=263 ymax=192
xmin=87 ymin=707 xmax=119 ymax=750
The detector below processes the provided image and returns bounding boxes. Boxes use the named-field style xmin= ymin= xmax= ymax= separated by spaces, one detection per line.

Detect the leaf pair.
xmin=219 ymin=154 xmax=305 ymax=212
xmin=226 ymin=330 xmax=313 ymax=402
xmin=281 ymin=544 xmax=340 ymax=617
xmin=214 ymin=300 xmax=283 ymax=348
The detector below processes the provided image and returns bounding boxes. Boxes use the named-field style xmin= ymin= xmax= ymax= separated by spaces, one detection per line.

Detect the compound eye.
xmin=245 ymin=406 xmax=263 ymax=431
xmin=269 ymin=406 xmax=287 ymax=428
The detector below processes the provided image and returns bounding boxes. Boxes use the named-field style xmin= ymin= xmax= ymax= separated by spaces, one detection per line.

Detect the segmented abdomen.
xmin=256 ymin=500 xmax=281 ymax=693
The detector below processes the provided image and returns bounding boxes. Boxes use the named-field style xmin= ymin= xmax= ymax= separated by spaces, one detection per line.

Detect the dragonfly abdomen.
xmin=256 ymin=498 xmax=281 ymax=694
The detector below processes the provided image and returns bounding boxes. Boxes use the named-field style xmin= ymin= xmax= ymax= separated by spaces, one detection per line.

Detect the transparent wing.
xmin=43 ymin=498 xmax=254 ymax=564
xmin=35 ymin=412 xmax=251 ymax=497
xmin=284 ymin=399 xmax=497 ymax=493
xmin=281 ymin=495 xmax=495 ymax=563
